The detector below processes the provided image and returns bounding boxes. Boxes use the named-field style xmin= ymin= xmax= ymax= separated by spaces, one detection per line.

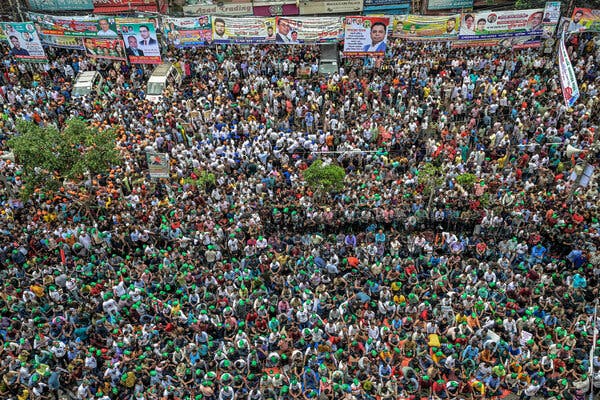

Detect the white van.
xmin=72 ymin=71 xmax=104 ymax=97
xmin=146 ymin=63 xmax=182 ymax=103
xmin=319 ymin=44 xmax=339 ymax=75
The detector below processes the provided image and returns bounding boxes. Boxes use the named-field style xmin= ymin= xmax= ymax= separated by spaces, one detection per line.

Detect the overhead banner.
xmin=147 ymin=152 xmax=170 ymax=179
xmin=211 ymin=16 xmax=276 ymax=44
xmin=343 ymin=16 xmax=390 ymax=57
xmin=543 ymin=2 xmax=561 ymax=25
xmin=119 ymin=23 xmax=161 ymax=64
xmin=163 ymin=16 xmax=212 ymax=48
xmin=84 ymin=37 xmax=126 ymax=61
xmin=458 ymin=9 xmax=544 ymax=40
xmin=428 ymin=0 xmax=472 ymax=10
xmin=29 ymin=14 xmax=118 ymax=38
xmin=40 ymin=35 xmax=85 ymax=50
xmin=558 ymin=29 xmax=580 ymax=107
xmin=275 ymin=17 xmax=343 ymax=44
xmin=298 ymin=0 xmax=362 ymax=15
xmin=93 ymin=0 xmax=166 ymax=14
xmin=568 ymin=8 xmax=600 ymax=33
xmin=183 ymin=2 xmax=253 ymax=17
xmin=28 ymin=0 xmax=93 ymax=11
xmin=252 ymin=2 xmax=300 ymax=17
xmin=364 ymin=0 xmax=411 ymax=15
xmin=1 ymin=22 xmax=48 ymax=63
xmin=542 ymin=1 xmax=561 ymax=37
xmin=392 ymin=14 xmax=459 ymax=39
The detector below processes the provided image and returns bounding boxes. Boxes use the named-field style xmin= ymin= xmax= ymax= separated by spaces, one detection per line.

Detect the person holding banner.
xmin=363 ymin=21 xmax=387 ymax=52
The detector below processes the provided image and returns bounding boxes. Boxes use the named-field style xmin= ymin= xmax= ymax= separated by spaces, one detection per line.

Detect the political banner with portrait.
xmin=274 ymin=17 xmax=343 ymax=44
xmin=392 ymin=14 xmax=459 ymax=40
xmin=343 ymin=16 xmax=390 ymax=57
xmin=115 ymin=17 xmax=160 ymax=28
xmin=1 ymin=22 xmax=48 ymax=62
xmin=568 ymin=8 xmax=600 ymax=33
xmin=162 ymin=16 xmax=212 ymax=47
xmin=119 ymin=23 xmax=161 ymax=64
xmin=83 ymin=37 xmax=126 ymax=61
xmin=503 ymin=35 xmax=542 ymax=49
xmin=543 ymin=2 xmax=561 ymax=25
xmin=452 ymin=36 xmax=541 ymax=49
xmin=28 ymin=13 xmax=118 ymax=38
xmin=146 ymin=152 xmax=170 ymax=179
xmin=40 ymin=35 xmax=85 ymax=50
xmin=211 ymin=17 xmax=276 ymax=44
xmin=542 ymin=2 xmax=561 ymax=37
xmin=458 ymin=9 xmax=544 ymax=40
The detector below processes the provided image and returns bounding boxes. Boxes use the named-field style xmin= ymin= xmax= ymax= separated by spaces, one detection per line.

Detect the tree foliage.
xmin=8 ymin=118 xmax=121 ymax=198
xmin=456 ymin=173 xmax=477 ymax=188
xmin=419 ymin=162 xmax=444 ymax=196
xmin=302 ymin=160 xmax=346 ymax=193
xmin=182 ymin=169 xmax=216 ymax=191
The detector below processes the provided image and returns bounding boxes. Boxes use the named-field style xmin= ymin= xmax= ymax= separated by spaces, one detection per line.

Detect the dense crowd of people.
xmin=0 ymin=30 xmax=599 ymax=400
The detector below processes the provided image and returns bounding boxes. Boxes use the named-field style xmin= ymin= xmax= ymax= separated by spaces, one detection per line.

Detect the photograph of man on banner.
xmin=213 ymin=18 xmax=228 ymax=40
xmin=363 ymin=21 xmax=387 ymax=52
xmin=9 ymin=35 xmax=30 ymax=56
xmin=126 ymin=36 xmax=144 ymax=57
xmin=276 ymin=18 xmax=291 ymax=43
xmin=138 ymin=25 xmax=157 ymax=47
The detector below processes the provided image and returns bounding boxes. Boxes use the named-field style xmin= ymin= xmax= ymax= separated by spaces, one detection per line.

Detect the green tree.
xmin=302 ymin=159 xmax=346 ymax=194
xmin=419 ymin=162 xmax=444 ymax=197
xmin=182 ymin=169 xmax=216 ymax=191
xmin=455 ymin=173 xmax=477 ymax=188
xmin=8 ymin=118 xmax=121 ymax=198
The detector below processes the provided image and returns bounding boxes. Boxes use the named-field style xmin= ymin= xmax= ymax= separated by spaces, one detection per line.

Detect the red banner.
xmin=92 ymin=0 xmax=166 ymax=13
xmin=83 ymin=37 xmax=127 ymax=61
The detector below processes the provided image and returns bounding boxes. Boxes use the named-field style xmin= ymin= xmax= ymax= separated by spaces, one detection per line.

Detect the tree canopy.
xmin=8 ymin=118 xmax=121 ymax=198
xmin=302 ymin=159 xmax=346 ymax=194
